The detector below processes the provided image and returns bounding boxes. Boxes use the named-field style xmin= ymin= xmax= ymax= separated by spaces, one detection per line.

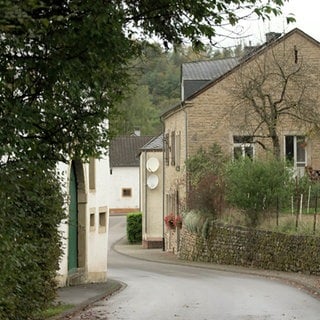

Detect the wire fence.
xmin=222 ymin=192 xmax=320 ymax=234
xmin=267 ymin=192 xmax=320 ymax=234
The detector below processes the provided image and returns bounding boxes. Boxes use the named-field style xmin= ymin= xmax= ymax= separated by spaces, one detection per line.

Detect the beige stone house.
xmin=161 ymin=28 xmax=320 ymax=253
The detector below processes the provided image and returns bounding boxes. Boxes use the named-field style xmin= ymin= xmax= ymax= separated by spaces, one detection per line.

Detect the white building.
xmin=57 ymin=156 xmax=110 ymax=287
xmin=109 ymin=134 xmax=153 ymax=215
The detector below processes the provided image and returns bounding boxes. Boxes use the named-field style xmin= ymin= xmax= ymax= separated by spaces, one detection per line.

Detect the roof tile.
xmin=109 ymin=135 xmax=154 ymax=167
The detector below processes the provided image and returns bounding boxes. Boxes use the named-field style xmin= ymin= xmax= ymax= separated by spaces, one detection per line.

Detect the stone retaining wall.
xmin=178 ymin=224 xmax=320 ymax=275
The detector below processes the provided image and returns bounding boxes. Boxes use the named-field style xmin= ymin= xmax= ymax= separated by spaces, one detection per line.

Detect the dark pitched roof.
xmin=181 ymin=58 xmax=239 ymax=100
xmin=141 ymin=134 xmax=163 ymax=151
xmin=187 ymin=28 xmax=320 ymax=101
xmin=182 ymin=57 xmax=238 ymax=81
xmin=109 ymin=135 xmax=153 ymax=167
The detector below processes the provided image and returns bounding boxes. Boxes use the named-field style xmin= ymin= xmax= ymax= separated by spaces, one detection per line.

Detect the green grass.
xmin=218 ymin=208 xmax=320 ymax=235
xmin=36 ymin=303 xmax=74 ymax=319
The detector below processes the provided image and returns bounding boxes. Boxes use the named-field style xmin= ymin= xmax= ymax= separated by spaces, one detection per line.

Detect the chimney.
xmin=242 ymin=41 xmax=259 ymax=60
xmin=265 ymin=32 xmax=281 ymax=43
xmin=133 ymin=128 xmax=141 ymax=136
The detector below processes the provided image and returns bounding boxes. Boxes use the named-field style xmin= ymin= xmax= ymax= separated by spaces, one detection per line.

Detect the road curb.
xmin=53 ymin=279 xmax=125 ymax=320
xmin=113 ymin=236 xmax=320 ymax=301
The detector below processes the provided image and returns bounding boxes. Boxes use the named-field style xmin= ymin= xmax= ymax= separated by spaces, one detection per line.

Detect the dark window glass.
xmin=122 ymin=188 xmax=132 ymax=197
xmin=285 ymin=136 xmax=294 ymax=162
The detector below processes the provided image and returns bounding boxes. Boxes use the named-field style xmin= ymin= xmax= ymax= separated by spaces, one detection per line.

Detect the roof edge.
xmin=185 ymin=28 xmax=320 ymax=101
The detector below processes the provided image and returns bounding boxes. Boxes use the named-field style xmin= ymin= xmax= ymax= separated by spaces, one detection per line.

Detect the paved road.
xmin=73 ymin=216 xmax=320 ymax=320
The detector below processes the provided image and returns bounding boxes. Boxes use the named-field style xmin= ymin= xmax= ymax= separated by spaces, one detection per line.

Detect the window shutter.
xmin=171 ymin=131 xmax=175 ymax=166
xmin=165 ymin=133 xmax=169 ymax=166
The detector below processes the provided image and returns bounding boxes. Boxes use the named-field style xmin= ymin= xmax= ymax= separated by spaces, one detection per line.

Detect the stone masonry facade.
xmin=162 ymin=29 xmax=320 ymax=253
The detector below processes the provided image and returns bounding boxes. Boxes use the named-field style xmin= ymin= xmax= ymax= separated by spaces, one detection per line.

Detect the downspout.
xmin=177 ymin=101 xmax=187 ymax=253
xmin=144 ymin=151 xmax=148 ymax=236
xmin=160 ymin=116 xmax=165 ymax=251
xmin=182 ymin=102 xmax=188 ymax=199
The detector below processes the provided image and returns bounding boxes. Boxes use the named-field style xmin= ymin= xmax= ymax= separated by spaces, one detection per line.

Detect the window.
xmin=90 ymin=213 xmax=95 ymax=229
xmin=99 ymin=212 xmax=106 ymax=227
xmin=98 ymin=206 xmax=108 ymax=233
xmin=285 ymin=135 xmax=306 ymax=168
xmin=233 ymin=136 xmax=254 ymax=160
xmin=122 ymin=188 xmax=132 ymax=197
xmin=165 ymin=193 xmax=174 ymax=216
xmin=99 ymin=212 xmax=106 ymax=233
xmin=89 ymin=208 xmax=96 ymax=231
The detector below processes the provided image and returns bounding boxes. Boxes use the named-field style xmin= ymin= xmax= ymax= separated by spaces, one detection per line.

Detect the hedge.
xmin=127 ymin=212 xmax=142 ymax=244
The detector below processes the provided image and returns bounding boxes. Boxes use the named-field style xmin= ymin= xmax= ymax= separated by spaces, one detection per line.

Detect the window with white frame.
xmin=285 ymin=135 xmax=306 ymax=168
xmin=233 ymin=136 xmax=254 ymax=160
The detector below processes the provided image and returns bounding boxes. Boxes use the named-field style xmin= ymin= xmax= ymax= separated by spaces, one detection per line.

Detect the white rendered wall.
xmin=109 ymin=166 xmax=140 ymax=212
xmin=56 ymin=156 xmax=110 ymax=286
xmin=140 ymin=151 xmax=163 ymax=244
xmin=86 ymin=156 xmax=110 ymax=282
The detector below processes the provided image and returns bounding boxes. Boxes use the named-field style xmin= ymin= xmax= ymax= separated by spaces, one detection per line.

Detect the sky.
xmin=260 ymin=0 xmax=319 ymax=41
xmin=218 ymin=0 xmax=320 ymax=48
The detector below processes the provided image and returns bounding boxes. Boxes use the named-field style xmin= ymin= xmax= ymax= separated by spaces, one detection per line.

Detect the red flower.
xmin=164 ymin=213 xmax=175 ymax=229
xmin=164 ymin=213 xmax=183 ymax=229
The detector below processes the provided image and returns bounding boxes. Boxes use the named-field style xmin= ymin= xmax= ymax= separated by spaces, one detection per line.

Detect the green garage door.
xmin=68 ymin=163 xmax=78 ymax=271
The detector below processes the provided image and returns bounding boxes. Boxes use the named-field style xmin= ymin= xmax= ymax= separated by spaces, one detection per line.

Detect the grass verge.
xmin=35 ymin=303 xmax=74 ymax=319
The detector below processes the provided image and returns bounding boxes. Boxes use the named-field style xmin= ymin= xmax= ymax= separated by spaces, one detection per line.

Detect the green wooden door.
xmin=68 ymin=163 xmax=78 ymax=271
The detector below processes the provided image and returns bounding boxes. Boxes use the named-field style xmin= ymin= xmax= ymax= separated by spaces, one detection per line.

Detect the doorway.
xmin=68 ymin=162 xmax=78 ymax=271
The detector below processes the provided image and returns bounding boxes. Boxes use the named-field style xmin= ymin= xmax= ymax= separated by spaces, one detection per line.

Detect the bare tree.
xmin=231 ymin=44 xmax=320 ymax=160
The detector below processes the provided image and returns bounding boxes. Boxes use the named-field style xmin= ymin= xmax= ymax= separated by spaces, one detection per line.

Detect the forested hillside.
xmin=112 ymin=44 xmax=243 ymax=136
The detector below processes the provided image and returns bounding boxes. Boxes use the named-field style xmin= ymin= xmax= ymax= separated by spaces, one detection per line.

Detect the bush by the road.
xmin=0 ymin=162 xmax=64 ymax=320
xmin=225 ymin=158 xmax=293 ymax=227
xmin=127 ymin=213 xmax=142 ymax=244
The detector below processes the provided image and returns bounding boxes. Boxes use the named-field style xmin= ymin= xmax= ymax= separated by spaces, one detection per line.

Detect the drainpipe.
xmin=160 ymin=116 xmax=165 ymax=251
xmin=144 ymin=150 xmax=148 ymax=236
xmin=183 ymin=103 xmax=188 ymax=165
xmin=176 ymin=102 xmax=188 ymax=253
xmin=181 ymin=102 xmax=188 ymax=198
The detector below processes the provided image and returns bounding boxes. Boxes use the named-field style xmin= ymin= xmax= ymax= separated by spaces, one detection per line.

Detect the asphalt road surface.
xmin=72 ymin=216 xmax=320 ymax=320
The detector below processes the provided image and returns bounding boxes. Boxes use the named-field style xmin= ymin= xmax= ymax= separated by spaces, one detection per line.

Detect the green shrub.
xmin=127 ymin=212 xmax=142 ymax=243
xmin=182 ymin=210 xmax=213 ymax=238
xmin=0 ymin=162 xmax=65 ymax=320
xmin=225 ymin=158 xmax=294 ymax=227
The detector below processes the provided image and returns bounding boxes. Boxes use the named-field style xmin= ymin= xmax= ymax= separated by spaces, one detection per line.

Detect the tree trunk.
xmin=272 ymin=135 xmax=281 ymax=160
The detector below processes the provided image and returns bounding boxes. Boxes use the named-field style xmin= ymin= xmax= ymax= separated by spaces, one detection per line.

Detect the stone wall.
xmin=165 ymin=228 xmax=180 ymax=254
xmin=178 ymin=224 xmax=320 ymax=275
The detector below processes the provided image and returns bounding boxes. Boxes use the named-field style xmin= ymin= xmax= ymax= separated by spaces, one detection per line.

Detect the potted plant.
xmin=164 ymin=213 xmax=175 ymax=229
